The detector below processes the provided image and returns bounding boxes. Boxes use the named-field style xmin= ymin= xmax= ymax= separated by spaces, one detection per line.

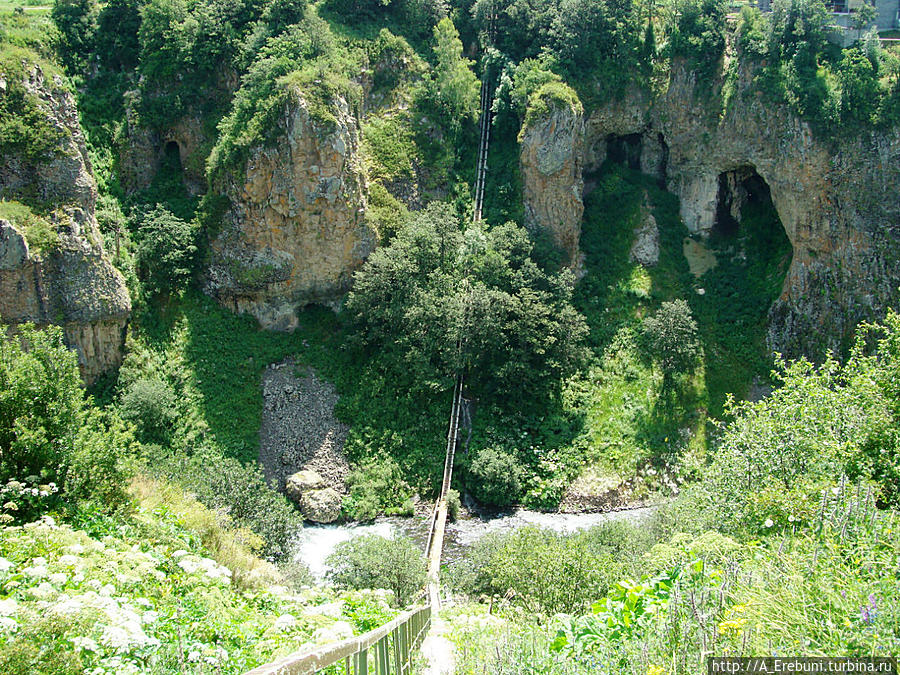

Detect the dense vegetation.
xmin=2 ymin=0 xmax=900 ymax=671
xmin=446 ymin=310 xmax=900 ymax=673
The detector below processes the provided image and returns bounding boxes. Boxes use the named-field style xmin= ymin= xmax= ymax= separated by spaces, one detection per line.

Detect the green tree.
xmin=133 ymin=205 xmax=197 ymax=298
xmin=641 ymin=300 xmax=701 ymax=388
xmin=850 ymin=0 xmax=876 ymax=39
xmin=429 ymin=17 xmax=480 ymax=124
xmin=346 ymin=203 xmax=587 ymax=410
xmin=838 ymin=47 xmax=879 ymax=125
xmin=0 ymin=323 xmax=131 ymax=516
xmin=51 ymin=0 xmax=99 ymax=72
xmin=669 ymin=0 xmax=727 ymax=78
xmin=326 ymin=535 xmax=428 ymax=606
xmin=466 ymin=446 xmax=525 ymax=506
xmin=96 ymin=0 xmax=142 ymax=71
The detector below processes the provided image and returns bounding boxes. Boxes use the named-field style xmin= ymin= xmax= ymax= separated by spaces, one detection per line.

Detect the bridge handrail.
xmin=244 ymin=604 xmax=431 ymax=675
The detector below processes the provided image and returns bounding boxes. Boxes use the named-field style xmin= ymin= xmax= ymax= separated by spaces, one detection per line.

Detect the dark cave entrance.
xmin=713 ymin=166 xmax=780 ymax=239
xmin=162 ymin=141 xmax=183 ymax=173
xmin=602 ymin=132 xmax=668 ymax=187
xmin=606 ymin=133 xmax=643 ymax=171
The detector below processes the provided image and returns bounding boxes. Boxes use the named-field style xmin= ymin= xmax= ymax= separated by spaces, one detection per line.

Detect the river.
xmin=293 ymin=506 xmax=654 ymax=578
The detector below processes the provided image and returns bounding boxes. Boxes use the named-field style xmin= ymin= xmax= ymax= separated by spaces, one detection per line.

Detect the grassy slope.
xmin=564 ymin=163 xmax=790 ymax=495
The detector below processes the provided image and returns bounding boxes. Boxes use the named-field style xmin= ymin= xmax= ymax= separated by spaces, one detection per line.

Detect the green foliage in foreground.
xmin=449 ymin=311 xmax=900 ymax=673
xmin=706 ymin=309 xmax=900 ymax=530
xmin=0 ymin=324 xmax=133 ymax=522
xmin=0 ymin=503 xmax=395 ymax=674
xmin=326 ymin=535 xmax=427 ymax=608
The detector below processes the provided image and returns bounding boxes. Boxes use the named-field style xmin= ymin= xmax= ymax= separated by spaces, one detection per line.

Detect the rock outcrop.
xmin=0 ymin=64 xmax=130 ymax=383
xmin=519 ymin=87 xmax=585 ymax=266
xmin=576 ymin=58 xmax=900 ymax=357
xmin=206 ymin=87 xmax=375 ymax=330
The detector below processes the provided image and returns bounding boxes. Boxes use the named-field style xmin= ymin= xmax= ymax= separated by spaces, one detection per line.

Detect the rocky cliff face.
xmin=573 ymin=59 xmax=900 ymax=357
xmin=0 ymin=64 xmax=131 ymax=383
xmin=520 ymin=95 xmax=585 ymax=266
xmin=205 ymin=87 xmax=375 ymax=330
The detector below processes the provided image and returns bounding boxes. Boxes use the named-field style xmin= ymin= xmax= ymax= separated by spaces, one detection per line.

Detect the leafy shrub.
xmin=133 ymin=205 xmax=197 ymax=298
xmin=118 ymin=377 xmax=176 ymax=444
xmin=641 ymin=299 xmax=700 ymax=387
xmin=326 ymin=534 xmax=427 ymax=607
xmin=446 ymin=488 xmax=460 ymax=521
xmin=466 ymin=446 xmax=524 ymax=507
xmin=343 ymin=457 xmax=415 ymax=521
xmin=452 ymin=527 xmax=615 ymax=615
xmin=707 ymin=310 xmax=900 ymax=531
xmin=143 ymin=444 xmax=302 ymax=560
xmin=0 ymin=323 xmax=132 ymax=517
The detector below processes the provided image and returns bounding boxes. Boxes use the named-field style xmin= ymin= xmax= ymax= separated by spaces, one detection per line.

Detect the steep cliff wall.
xmin=579 ymin=61 xmax=900 ymax=357
xmin=205 ymin=87 xmax=375 ymax=331
xmin=519 ymin=86 xmax=585 ymax=266
xmin=0 ymin=63 xmax=131 ymax=383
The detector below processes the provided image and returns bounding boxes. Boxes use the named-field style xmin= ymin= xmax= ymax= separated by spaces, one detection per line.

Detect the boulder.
xmin=299 ymin=488 xmax=343 ymax=524
xmin=284 ymin=469 xmax=342 ymax=523
xmin=285 ymin=470 xmax=326 ymax=502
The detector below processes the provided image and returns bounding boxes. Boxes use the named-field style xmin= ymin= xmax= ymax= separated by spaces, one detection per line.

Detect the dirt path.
xmin=420 ymin=615 xmax=455 ymax=675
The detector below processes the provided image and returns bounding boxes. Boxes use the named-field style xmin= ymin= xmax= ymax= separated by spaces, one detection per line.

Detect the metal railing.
xmin=244 ymin=604 xmax=431 ymax=675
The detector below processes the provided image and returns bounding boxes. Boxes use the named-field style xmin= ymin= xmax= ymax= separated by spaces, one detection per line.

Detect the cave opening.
xmin=714 ymin=166 xmax=779 ymax=239
xmin=605 ymin=133 xmax=643 ymax=171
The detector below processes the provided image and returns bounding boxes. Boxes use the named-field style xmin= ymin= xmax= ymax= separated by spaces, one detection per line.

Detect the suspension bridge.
xmin=244 ymin=69 xmax=493 ymax=675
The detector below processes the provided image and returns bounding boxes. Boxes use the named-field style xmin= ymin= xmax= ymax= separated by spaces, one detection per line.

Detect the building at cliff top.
xmin=755 ymin=0 xmax=899 ymax=39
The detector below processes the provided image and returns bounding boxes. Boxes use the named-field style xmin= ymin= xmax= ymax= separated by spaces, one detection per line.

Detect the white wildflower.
xmin=51 ymin=595 xmax=85 ymax=616
xmin=273 ymin=614 xmax=296 ymax=631
xmin=73 ymin=636 xmax=100 ymax=652
xmin=0 ymin=598 xmax=18 ymax=616
xmin=99 ymin=584 xmax=116 ymax=597
xmin=67 ymin=544 xmax=85 ymax=554
xmin=142 ymin=610 xmax=159 ymax=624
xmin=49 ymin=572 xmax=68 ymax=586
xmin=23 ymin=564 xmax=48 ymax=579
xmin=763 ymin=518 xmax=774 ymax=528
xmin=58 ymin=555 xmax=79 ymax=567
xmin=100 ymin=625 xmax=131 ymax=650
xmin=172 ymin=550 xmax=189 ymax=559
xmin=0 ymin=557 xmax=13 ymax=573
xmin=187 ymin=650 xmax=201 ymax=663
xmin=0 ymin=616 xmax=18 ymax=632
